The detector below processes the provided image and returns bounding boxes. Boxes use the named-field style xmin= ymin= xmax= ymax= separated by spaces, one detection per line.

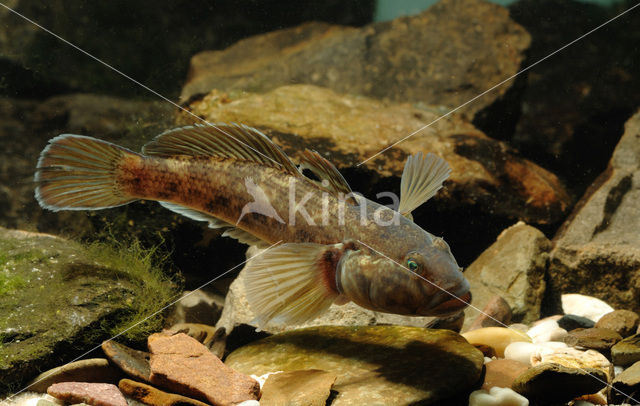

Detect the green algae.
xmin=0 ymin=228 xmax=180 ymax=394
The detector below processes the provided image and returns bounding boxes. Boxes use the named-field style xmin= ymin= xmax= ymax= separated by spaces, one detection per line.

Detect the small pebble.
xmin=595 ymin=310 xmax=640 ymax=338
xmin=558 ymin=314 xmax=596 ymax=331
xmin=561 ymin=294 xmax=614 ymax=322
xmin=526 ymin=319 xmax=567 ymax=343
xmin=47 ymin=382 xmax=127 ymax=406
xmin=462 ymin=327 xmax=531 ymax=357
xmin=468 ymin=295 xmax=512 ymax=331
xmin=468 ymin=387 xmax=529 ymax=406
xmin=504 ymin=341 xmax=567 ymax=366
xmin=564 ymin=327 xmax=622 ymax=353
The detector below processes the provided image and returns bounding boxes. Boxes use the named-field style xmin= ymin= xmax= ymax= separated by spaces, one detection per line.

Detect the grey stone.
xmin=462 ymin=222 xmax=551 ymax=330
xmin=548 ymin=110 xmax=640 ymax=314
xmin=181 ymin=0 xmax=530 ymax=119
xmin=225 ymin=325 xmax=484 ymax=405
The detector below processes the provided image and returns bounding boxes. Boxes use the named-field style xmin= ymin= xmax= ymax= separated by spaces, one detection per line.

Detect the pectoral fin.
xmin=244 ymin=243 xmax=343 ymax=328
xmin=397 ymin=152 xmax=451 ymax=218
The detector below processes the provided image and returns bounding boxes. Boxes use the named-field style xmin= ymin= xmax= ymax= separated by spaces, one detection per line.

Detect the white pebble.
xmin=469 ymin=387 xmax=529 ymax=406
xmin=526 ymin=319 xmax=567 ymax=343
xmin=504 ymin=341 xmax=568 ymax=366
xmin=561 ymin=293 xmax=614 ymax=322
xmin=614 ymin=365 xmax=625 ymax=376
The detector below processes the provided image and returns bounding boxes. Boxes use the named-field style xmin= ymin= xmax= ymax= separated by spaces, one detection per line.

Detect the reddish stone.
xmin=47 ymin=382 xmax=127 ymax=406
xmin=469 ymin=295 xmax=512 ymax=331
xmin=482 ymin=359 xmax=530 ymax=391
xmin=148 ymin=332 xmax=259 ymax=406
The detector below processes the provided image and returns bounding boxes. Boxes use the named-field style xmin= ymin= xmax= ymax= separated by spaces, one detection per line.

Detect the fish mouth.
xmin=430 ymin=291 xmax=472 ymax=316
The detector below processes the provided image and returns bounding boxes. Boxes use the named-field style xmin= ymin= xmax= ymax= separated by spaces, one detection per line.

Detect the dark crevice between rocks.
xmin=592 ymin=173 xmax=632 ymax=236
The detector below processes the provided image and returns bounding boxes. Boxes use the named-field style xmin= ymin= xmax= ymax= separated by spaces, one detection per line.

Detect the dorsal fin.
xmin=397 ymin=152 xmax=451 ymax=218
xmin=142 ymin=123 xmax=300 ymax=175
xmin=299 ymin=149 xmax=355 ymax=203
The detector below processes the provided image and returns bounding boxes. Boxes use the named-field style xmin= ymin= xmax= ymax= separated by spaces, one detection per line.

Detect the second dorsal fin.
xmin=142 ymin=123 xmax=300 ymax=175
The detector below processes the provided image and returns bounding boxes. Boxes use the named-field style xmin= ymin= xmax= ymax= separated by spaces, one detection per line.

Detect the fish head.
xmin=336 ymin=237 xmax=471 ymax=317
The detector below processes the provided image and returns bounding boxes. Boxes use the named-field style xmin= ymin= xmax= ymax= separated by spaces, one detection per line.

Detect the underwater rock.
xmin=611 ymin=361 xmax=640 ymax=404
xmin=47 ymin=382 xmax=127 ymax=406
xmin=148 ymin=332 xmax=260 ymax=405
xmin=511 ymin=362 xmax=607 ymax=404
xmin=611 ymin=334 xmax=640 ymax=367
xmin=468 ymin=387 xmax=529 ymax=406
xmin=526 ymin=319 xmax=567 ymax=343
xmin=504 ymin=341 xmax=568 ymax=366
xmin=558 ymin=314 xmax=596 ymax=332
xmin=225 ymin=325 xmax=484 ymax=405
xmin=26 ymin=358 xmax=122 ymax=392
xmin=467 ymin=295 xmax=512 ymax=331
xmin=461 ymin=327 xmax=531 ymax=358
xmin=504 ymin=0 xmax=640 ymax=200
xmin=181 ymin=0 xmax=530 ymax=119
xmin=548 ymin=110 xmax=640 ymax=314
xmin=462 ymin=222 xmax=550 ymax=330
xmin=595 ymin=310 xmax=640 ymax=338
xmin=118 ymin=378 xmax=210 ymax=406
xmin=164 ymin=323 xmax=225 ymax=359
xmin=101 ymin=341 xmax=151 ymax=383
xmin=0 ymin=227 xmax=175 ymax=394
xmin=183 ymin=84 xmax=571 ymax=265
xmin=259 ymin=370 xmax=337 ymax=406
xmin=561 ymin=294 xmax=615 ymax=323
xmin=0 ymin=0 xmax=373 ymax=98
xmin=482 ymin=359 xmax=529 ymax=391
xmin=564 ymin=328 xmax=622 ymax=354
xmin=531 ymin=347 xmax=612 ymax=381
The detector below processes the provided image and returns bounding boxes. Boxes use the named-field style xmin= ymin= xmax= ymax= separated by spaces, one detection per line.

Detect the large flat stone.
xmin=148 ymin=333 xmax=259 ymax=405
xmin=463 ymin=221 xmax=550 ymax=330
xmin=225 ymin=326 xmax=484 ymax=405
xmin=547 ymin=110 xmax=640 ymax=313
xmin=181 ymin=0 xmax=530 ymax=119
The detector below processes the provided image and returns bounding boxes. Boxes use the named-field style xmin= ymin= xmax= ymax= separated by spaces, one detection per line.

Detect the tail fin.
xmin=35 ymin=134 xmax=140 ymax=211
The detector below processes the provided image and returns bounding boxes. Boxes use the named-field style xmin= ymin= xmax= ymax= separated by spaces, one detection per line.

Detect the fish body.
xmin=35 ymin=123 xmax=470 ymax=327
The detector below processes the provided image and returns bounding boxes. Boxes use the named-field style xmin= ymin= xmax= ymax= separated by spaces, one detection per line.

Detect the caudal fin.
xmin=35 ymin=134 xmax=140 ymax=211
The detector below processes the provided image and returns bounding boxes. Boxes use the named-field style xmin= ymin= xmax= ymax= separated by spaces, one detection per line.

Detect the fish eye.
xmin=406 ymin=258 xmax=419 ymax=271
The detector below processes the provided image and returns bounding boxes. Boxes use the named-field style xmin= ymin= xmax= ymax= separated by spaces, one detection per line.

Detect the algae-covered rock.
xmin=225 ymin=325 xmax=484 ymax=405
xmin=0 ymin=227 xmax=177 ymax=394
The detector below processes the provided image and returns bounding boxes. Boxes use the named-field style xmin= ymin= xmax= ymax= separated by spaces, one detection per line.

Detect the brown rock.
xmin=482 ymin=359 xmax=529 ymax=390
xmin=473 ymin=344 xmax=496 ymax=358
xmin=548 ymin=110 xmax=640 ymax=314
xmin=462 ymin=222 xmax=551 ymax=331
xmin=47 ymin=382 xmax=127 ymax=406
xmin=148 ymin=332 xmax=259 ymax=405
xmin=118 ymin=378 xmax=209 ymax=406
xmin=260 ymin=370 xmax=337 ymax=406
xmin=27 ymin=358 xmax=122 ymax=392
xmin=564 ymin=328 xmax=622 ymax=352
xmin=181 ymin=0 xmax=530 ymax=118
xmin=596 ymin=310 xmax=640 ymax=338
xmin=468 ymin=295 xmax=512 ymax=331
xmin=611 ymin=361 xmax=640 ymax=404
xmin=102 ymin=341 xmax=151 ymax=382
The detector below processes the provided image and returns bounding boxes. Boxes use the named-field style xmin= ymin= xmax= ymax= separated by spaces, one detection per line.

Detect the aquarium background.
xmin=1 ymin=0 xmax=639 ymax=404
